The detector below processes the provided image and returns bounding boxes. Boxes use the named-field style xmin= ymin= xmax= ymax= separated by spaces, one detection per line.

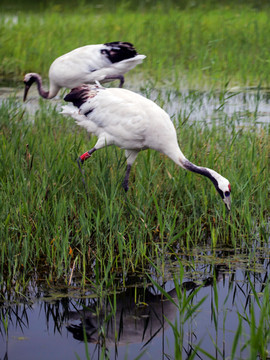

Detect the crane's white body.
xmin=62 ymin=87 xmax=182 ymax=160
xmin=61 ymin=85 xmax=231 ymax=209
xmin=49 ymin=45 xmax=146 ymax=95
xmin=23 ymin=42 xmax=146 ymax=100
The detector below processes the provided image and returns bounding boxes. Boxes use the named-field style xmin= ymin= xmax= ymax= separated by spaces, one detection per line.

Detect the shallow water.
xmin=1 ymin=85 xmax=270 ymax=127
xmin=1 ymin=246 xmax=270 ymax=360
xmin=144 ymin=87 xmax=270 ymax=126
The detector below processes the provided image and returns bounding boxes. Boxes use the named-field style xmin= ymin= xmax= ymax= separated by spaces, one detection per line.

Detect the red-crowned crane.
xmin=61 ymin=84 xmax=231 ymax=210
xmin=23 ymin=42 xmax=146 ymax=101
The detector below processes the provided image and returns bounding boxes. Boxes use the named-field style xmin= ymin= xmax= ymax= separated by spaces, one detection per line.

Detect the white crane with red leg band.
xmin=61 ymin=84 xmax=231 ymax=210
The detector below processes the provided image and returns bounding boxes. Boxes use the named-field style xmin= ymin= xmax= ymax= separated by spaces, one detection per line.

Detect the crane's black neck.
xmin=183 ymin=160 xmax=224 ymax=198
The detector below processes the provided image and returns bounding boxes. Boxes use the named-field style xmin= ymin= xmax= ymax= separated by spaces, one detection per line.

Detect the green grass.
xmin=1 ymin=3 xmax=270 ymax=88
xmin=0 ymin=0 xmax=269 ymax=311
xmin=0 ymin=93 xmax=269 ymax=292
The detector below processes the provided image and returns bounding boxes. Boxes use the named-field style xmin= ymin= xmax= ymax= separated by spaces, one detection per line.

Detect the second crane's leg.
xmin=77 ymin=147 xmax=97 ymax=187
xmin=104 ymin=75 xmax=125 ymax=88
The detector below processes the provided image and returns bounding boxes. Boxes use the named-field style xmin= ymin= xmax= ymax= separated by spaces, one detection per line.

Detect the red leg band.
xmin=80 ymin=151 xmax=91 ymax=162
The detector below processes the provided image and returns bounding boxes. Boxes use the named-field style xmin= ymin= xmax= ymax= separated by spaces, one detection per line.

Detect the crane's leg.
xmin=77 ymin=136 xmax=109 ymax=188
xmin=123 ymin=150 xmax=139 ymax=192
xmin=122 ymin=164 xmax=132 ymax=192
xmin=104 ymin=75 xmax=125 ymax=87
xmin=77 ymin=147 xmax=97 ymax=186
xmin=78 ymin=147 xmax=97 ymax=164
xmin=117 ymin=75 xmax=124 ymax=88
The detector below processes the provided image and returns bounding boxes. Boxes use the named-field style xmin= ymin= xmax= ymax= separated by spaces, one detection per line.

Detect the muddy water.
xmin=1 ymin=247 xmax=269 ymax=360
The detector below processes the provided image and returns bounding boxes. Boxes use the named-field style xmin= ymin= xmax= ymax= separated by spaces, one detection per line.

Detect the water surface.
xmin=1 ymin=85 xmax=270 ymax=126
xmin=1 ymin=247 xmax=270 ymax=360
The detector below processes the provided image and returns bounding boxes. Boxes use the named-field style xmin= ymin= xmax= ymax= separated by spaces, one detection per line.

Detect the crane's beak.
xmin=223 ymin=195 xmax=231 ymax=211
xmin=23 ymin=84 xmax=30 ymax=102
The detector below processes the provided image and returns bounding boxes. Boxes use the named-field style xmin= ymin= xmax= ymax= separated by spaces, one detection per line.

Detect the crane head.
xmin=217 ymin=182 xmax=231 ymax=211
xmin=23 ymin=73 xmax=42 ymax=101
xmin=23 ymin=73 xmax=35 ymax=101
xmin=204 ymin=168 xmax=231 ymax=210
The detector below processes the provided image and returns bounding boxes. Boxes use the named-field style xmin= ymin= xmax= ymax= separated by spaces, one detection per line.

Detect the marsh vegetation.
xmin=0 ymin=0 xmax=269 ymax=359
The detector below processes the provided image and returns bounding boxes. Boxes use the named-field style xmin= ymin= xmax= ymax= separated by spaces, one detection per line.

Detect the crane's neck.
xmin=165 ymin=146 xmax=223 ymax=194
xmin=182 ymin=160 xmax=221 ymax=190
xmin=28 ymin=73 xmax=59 ymax=99
xmin=29 ymin=73 xmax=49 ymax=98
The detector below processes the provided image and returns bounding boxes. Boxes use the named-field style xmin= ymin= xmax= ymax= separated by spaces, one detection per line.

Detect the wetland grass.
xmin=0 ymin=93 xmax=268 ymax=292
xmin=1 ymin=3 xmax=270 ymax=88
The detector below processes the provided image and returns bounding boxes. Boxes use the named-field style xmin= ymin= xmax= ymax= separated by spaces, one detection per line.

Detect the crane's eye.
xmin=225 ymin=191 xmax=230 ymax=197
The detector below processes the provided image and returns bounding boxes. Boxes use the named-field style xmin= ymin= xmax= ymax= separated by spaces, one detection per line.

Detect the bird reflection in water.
xmin=66 ymin=265 xmax=228 ymax=350
xmin=67 ymin=286 xmax=176 ymax=347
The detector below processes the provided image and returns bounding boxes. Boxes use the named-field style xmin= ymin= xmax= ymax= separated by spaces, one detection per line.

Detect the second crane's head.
xmin=23 ymin=73 xmax=47 ymax=101
xmin=23 ymin=73 xmax=37 ymax=101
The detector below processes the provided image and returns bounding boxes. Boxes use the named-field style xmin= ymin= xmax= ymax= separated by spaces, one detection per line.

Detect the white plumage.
xmin=61 ymin=84 xmax=231 ymax=210
xmin=23 ymin=42 xmax=146 ymax=100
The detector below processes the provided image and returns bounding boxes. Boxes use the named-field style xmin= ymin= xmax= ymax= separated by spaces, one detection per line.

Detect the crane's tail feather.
xmin=60 ymin=105 xmax=78 ymax=116
xmin=60 ymin=105 xmax=87 ymax=123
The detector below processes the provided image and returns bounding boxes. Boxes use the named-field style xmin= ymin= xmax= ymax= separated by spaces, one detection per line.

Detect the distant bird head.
xmin=23 ymin=73 xmax=37 ymax=101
